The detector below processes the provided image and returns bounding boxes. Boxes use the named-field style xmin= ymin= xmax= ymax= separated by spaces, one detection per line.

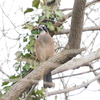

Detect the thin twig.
xmin=0 ymin=6 xmax=20 ymax=34
xmin=0 ymin=69 xmax=9 ymax=78
xmin=24 ymin=85 xmax=37 ymax=100
xmin=48 ymin=73 xmax=100 ymax=96
xmin=53 ymin=67 xmax=100 ymax=80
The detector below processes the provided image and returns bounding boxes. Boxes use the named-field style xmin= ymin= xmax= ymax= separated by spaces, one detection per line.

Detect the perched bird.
xmin=35 ymin=25 xmax=54 ymax=88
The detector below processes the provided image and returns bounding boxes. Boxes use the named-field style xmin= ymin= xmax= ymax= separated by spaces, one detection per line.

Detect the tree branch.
xmin=68 ymin=0 xmax=86 ymax=49
xmin=58 ymin=26 xmax=100 ymax=35
xmin=54 ymin=0 xmax=100 ymax=27
xmin=53 ymin=67 xmax=100 ymax=80
xmin=24 ymin=85 xmax=37 ymax=100
xmin=48 ymin=73 xmax=100 ymax=96
xmin=52 ymin=48 xmax=100 ymax=75
xmin=0 ymin=6 xmax=20 ymax=34
xmin=1 ymin=48 xmax=86 ymax=100
xmin=0 ymin=69 xmax=9 ymax=78
xmin=59 ymin=0 xmax=100 ymax=12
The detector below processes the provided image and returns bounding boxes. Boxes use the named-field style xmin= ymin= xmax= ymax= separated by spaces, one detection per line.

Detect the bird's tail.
xmin=43 ymin=72 xmax=52 ymax=88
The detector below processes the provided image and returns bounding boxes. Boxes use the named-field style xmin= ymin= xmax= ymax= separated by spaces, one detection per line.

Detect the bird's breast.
xmin=36 ymin=33 xmax=54 ymax=62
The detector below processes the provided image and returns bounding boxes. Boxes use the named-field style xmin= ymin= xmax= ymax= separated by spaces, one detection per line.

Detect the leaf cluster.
xmin=1 ymin=0 xmax=64 ymax=99
xmin=23 ymin=0 xmax=64 ymax=33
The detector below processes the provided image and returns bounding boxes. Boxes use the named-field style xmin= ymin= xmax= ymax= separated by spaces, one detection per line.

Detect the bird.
xmin=35 ymin=25 xmax=54 ymax=88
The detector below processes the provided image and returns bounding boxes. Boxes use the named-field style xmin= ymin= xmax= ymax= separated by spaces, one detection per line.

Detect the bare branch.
xmin=58 ymin=26 xmax=100 ymax=35
xmin=0 ymin=6 xmax=20 ymax=34
xmin=53 ymin=67 xmax=100 ymax=80
xmin=52 ymin=48 xmax=100 ymax=75
xmin=60 ymin=8 xmax=73 ymax=11
xmin=0 ymin=69 xmax=9 ymax=78
xmin=86 ymin=0 xmax=100 ymax=8
xmin=1 ymin=48 xmax=86 ymax=100
xmin=48 ymin=73 xmax=100 ymax=96
xmin=55 ymin=0 xmax=100 ymax=27
xmin=88 ymin=64 xmax=100 ymax=85
xmin=59 ymin=0 xmax=100 ymax=12
xmin=24 ymin=85 xmax=36 ymax=100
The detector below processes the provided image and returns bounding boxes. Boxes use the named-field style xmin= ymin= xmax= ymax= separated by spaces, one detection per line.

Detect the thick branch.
xmin=16 ymin=48 xmax=86 ymax=65
xmin=52 ymin=48 xmax=100 ymax=74
xmin=1 ymin=48 xmax=85 ymax=100
xmin=48 ymin=73 xmax=100 ymax=96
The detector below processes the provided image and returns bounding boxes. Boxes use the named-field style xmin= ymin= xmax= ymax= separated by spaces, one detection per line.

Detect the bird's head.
xmin=38 ymin=25 xmax=48 ymax=33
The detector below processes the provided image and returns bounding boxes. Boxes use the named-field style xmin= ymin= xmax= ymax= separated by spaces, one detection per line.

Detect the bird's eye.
xmin=35 ymin=35 xmax=39 ymax=40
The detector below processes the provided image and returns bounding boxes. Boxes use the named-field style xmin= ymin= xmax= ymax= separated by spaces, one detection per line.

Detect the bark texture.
xmin=68 ymin=0 xmax=86 ymax=49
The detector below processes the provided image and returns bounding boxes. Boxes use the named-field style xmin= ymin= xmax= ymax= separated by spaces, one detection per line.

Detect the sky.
xmin=0 ymin=0 xmax=100 ymax=100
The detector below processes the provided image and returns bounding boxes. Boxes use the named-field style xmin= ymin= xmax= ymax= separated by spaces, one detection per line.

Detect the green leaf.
xmin=46 ymin=22 xmax=54 ymax=31
xmin=31 ymin=30 xmax=39 ymax=35
xmin=24 ymin=23 xmax=33 ymax=31
xmin=3 ymin=86 xmax=11 ymax=92
xmin=46 ymin=11 xmax=51 ymax=19
xmin=23 ymin=53 xmax=30 ymax=58
xmin=15 ymin=51 xmax=22 ymax=58
xmin=32 ymin=0 xmax=40 ymax=8
xmin=56 ymin=26 xmax=63 ymax=33
xmin=48 ymin=0 xmax=53 ymax=2
xmin=10 ymin=75 xmax=20 ymax=79
xmin=23 ymin=63 xmax=31 ymax=70
xmin=24 ymin=8 xmax=34 ymax=14
xmin=25 ymin=37 xmax=35 ymax=53
xmin=23 ymin=37 xmax=27 ymax=42
xmin=41 ymin=6 xmax=51 ymax=19
xmin=13 ymin=62 xmax=20 ymax=71
xmin=2 ymin=82 xmax=9 ymax=86
xmin=55 ymin=10 xmax=64 ymax=19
